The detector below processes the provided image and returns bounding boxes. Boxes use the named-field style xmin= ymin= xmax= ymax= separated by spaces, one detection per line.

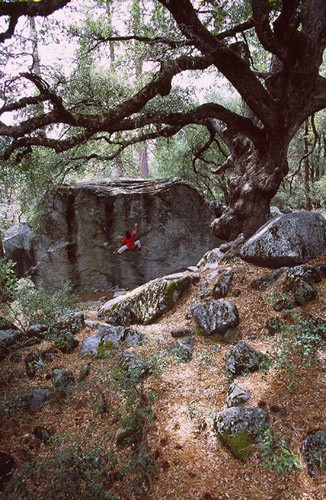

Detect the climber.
xmin=116 ymin=223 xmax=142 ymax=254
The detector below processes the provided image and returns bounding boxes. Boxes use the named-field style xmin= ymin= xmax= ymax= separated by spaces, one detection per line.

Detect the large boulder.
xmin=214 ymin=406 xmax=270 ymax=460
xmin=33 ymin=178 xmax=221 ymax=291
xmin=3 ymin=222 xmax=35 ymax=277
xmin=98 ymin=272 xmax=192 ymax=325
xmin=240 ymin=211 xmax=326 ymax=268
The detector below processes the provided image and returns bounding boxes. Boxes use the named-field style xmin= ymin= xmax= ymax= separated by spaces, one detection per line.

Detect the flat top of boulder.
xmin=66 ymin=177 xmax=187 ymax=196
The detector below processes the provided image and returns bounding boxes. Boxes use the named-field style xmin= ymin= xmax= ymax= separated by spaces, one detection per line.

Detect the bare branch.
xmin=0 ymin=0 xmax=71 ymax=43
xmin=158 ymin=0 xmax=278 ymax=128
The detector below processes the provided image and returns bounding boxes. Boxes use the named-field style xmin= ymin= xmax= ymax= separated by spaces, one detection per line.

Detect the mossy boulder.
xmin=214 ymin=406 xmax=270 ymax=460
xmin=80 ymin=323 xmax=144 ymax=356
xmin=97 ymin=272 xmax=192 ymax=325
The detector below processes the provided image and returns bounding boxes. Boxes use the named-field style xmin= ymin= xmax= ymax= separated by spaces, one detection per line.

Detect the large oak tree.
xmin=0 ymin=0 xmax=325 ymax=244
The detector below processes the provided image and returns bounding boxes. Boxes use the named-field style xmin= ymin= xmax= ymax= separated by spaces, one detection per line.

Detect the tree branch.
xmin=251 ymin=0 xmax=287 ymax=60
xmin=0 ymin=0 xmax=71 ymax=43
xmin=158 ymin=0 xmax=278 ymax=129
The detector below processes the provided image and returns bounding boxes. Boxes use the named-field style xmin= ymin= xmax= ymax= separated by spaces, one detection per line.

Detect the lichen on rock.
xmin=98 ymin=272 xmax=192 ymax=325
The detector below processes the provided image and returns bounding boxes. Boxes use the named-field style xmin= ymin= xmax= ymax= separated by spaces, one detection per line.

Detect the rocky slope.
xmin=0 ymin=253 xmax=325 ymax=499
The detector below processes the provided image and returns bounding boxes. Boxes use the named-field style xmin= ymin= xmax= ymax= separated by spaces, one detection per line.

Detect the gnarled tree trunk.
xmin=212 ymin=135 xmax=288 ymax=241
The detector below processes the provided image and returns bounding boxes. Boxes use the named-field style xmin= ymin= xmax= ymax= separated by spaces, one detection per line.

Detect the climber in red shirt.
xmin=116 ymin=223 xmax=142 ymax=254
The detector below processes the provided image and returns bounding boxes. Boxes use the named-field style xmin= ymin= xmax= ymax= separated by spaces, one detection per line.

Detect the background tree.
xmin=0 ymin=0 xmax=325 ymax=244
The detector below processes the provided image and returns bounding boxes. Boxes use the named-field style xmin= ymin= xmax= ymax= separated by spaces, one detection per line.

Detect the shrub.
xmin=0 ymin=257 xmax=17 ymax=301
xmin=258 ymin=429 xmax=302 ymax=476
xmin=8 ymin=277 xmax=77 ymax=329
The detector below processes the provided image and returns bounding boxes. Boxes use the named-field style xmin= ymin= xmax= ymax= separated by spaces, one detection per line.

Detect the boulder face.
xmin=33 ymin=178 xmax=220 ymax=291
xmin=3 ymin=222 xmax=35 ymax=277
xmin=98 ymin=272 xmax=192 ymax=326
xmin=240 ymin=211 xmax=326 ymax=268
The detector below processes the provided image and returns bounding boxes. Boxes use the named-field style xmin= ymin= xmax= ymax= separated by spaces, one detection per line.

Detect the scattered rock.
xmin=170 ymin=328 xmax=195 ymax=338
xmin=116 ymin=351 xmax=150 ymax=382
xmin=0 ymin=328 xmax=24 ymax=360
xmin=98 ymin=272 xmax=192 ymax=325
xmin=80 ymin=324 xmax=144 ymax=357
xmin=54 ymin=331 xmax=79 ymax=353
xmin=197 ymin=248 xmax=223 ymax=270
xmin=50 ymin=368 xmax=74 ymax=389
xmin=33 ymin=426 xmax=53 ymax=444
xmin=240 ymin=211 xmax=326 ymax=268
xmin=301 ymin=429 xmax=326 ymax=477
xmin=25 ymin=324 xmax=48 ymax=339
xmin=315 ymin=263 xmax=326 ymax=278
xmin=283 ymin=265 xmax=322 ymax=286
xmin=212 ymin=270 xmax=233 ymax=298
xmin=0 ymin=317 xmax=19 ymax=331
xmin=192 ymin=300 xmax=239 ymax=341
xmin=172 ymin=336 xmax=195 ymax=363
xmin=250 ymin=268 xmax=287 ymax=291
xmin=226 ymin=341 xmax=268 ymax=376
xmin=214 ymin=406 xmax=270 ymax=460
xmin=48 ymin=312 xmax=85 ymax=337
xmin=226 ymin=382 xmax=251 ymax=408
xmin=25 ymin=351 xmax=46 ymax=378
xmin=23 ymin=389 xmax=53 ymax=411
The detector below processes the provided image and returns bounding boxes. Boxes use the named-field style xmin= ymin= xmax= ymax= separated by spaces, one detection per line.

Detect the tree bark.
xmin=212 ymin=134 xmax=288 ymax=240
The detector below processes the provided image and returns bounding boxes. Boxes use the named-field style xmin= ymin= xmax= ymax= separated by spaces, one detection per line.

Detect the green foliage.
xmin=0 ymin=257 xmax=17 ymax=301
xmin=8 ymin=277 xmax=77 ymax=328
xmin=258 ymin=429 xmax=302 ymax=476
xmin=3 ymin=435 xmax=119 ymax=500
xmin=153 ymin=125 xmax=224 ymax=199
xmin=54 ymin=331 xmax=79 ymax=353
xmin=268 ymin=311 xmax=325 ymax=369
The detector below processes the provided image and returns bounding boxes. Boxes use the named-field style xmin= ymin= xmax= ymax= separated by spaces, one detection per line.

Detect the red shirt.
xmin=121 ymin=231 xmax=137 ymax=249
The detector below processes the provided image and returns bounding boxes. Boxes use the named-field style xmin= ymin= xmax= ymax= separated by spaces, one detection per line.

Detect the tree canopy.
xmin=0 ymin=0 xmax=325 ymax=242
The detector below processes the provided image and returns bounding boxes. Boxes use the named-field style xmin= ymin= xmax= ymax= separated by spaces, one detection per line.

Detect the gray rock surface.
xmin=214 ymin=406 xmax=270 ymax=460
xmin=0 ymin=327 xmax=23 ymax=359
xmin=172 ymin=336 xmax=195 ymax=363
xmin=98 ymin=272 xmax=191 ymax=325
xmin=192 ymin=299 xmax=239 ymax=340
xmin=226 ymin=341 xmax=267 ymax=376
xmin=3 ymin=222 xmax=35 ymax=277
xmin=212 ymin=270 xmax=234 ymax=298
xmin=80 ymin=323 xmax=144 ymax=356
xmin=240 ymin=211 xmax=326 ymax=268
xmin=197 ymin=248 xmax=223 ymax=271
xmin=226 ymin=382 xmax=251 ymax=408
xmin=25 ymin=351 xmax=46 ymax=378
xmin=50 ymin=368 xmax=74 ymax=389
xmin=23 ymin=389 xmax=53 ymax=411
xmin=33 ymin=178 xmax=220 ymax=291
xmin=301 ymin=429 xmax=326 ymax=477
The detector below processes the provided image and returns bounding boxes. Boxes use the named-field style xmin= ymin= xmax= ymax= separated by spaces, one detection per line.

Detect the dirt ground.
xmin=0 ymin=254 xmax=325 ymax=499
